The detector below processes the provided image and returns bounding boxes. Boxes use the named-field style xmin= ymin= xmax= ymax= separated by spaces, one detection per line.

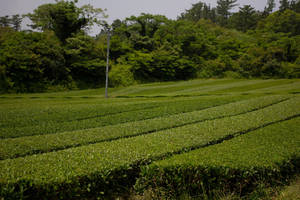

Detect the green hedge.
xmin=0 ymin=96 xmax=299 ymax=199
xmin=160 ymin=79 xmax=283 ymax=96
xmin=115 ymin=79 xmax=238 ymax=97
xmin=0 ymin=99 xmax=160 ymax=129
xmin=0 ymin=95 xmax=245 ymax=138
xmin=0 ymin=95 xmax=289 ymax=160
xmin=136 ymin=117 xmax=300 ymax=199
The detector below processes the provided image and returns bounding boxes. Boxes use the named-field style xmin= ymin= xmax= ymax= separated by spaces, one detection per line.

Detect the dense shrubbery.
xmin=109 ymin=64 xmax=135 ymax=87
xmin=0 ymin=95 xmax=286 ymax=159
xmin=136 ymin=117 xmax=300 ymax=199
xmin=0 ymin=30 xmax=68 ymax=92
xmin=0 ymin=95 xmax=299 ymax=199
xmin=0 ymin=0 xmax=300 ymax=92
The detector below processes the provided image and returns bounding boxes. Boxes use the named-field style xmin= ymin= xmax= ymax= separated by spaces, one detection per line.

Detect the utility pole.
xmin=105 ymin=26 xmax=111 ymax=98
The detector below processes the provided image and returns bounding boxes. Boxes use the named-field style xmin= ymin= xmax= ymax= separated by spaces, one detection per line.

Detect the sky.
xmin=0 ymin=0 xmax=280 ymax=35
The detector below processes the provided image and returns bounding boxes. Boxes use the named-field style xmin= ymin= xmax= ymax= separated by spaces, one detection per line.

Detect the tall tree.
xmin=0 ymin=31 xmax=67 ymax=92
xmin=217 ymin=0 xmax=238 ymax=26
xmin=64 ymin=33 xmax=106 ymax=86
xmin=179 ymin=1 xmax=217 ymax=22
xmin=257 ymin=9 xmax=300 ymax=36
xmin=125 ymin=13 xmax=168 ymax=37
xmin=210 ymin=8 xmax=218 ymax=23
xmin=280 ymin=0 xmax=290 ymax=11
xmin=11 ymin=15 xmax=23 ymax=31
xmin=27 ymin=0 xmax=106 ymax=42
xmin=230 ymin=5 xmax=258 ymax=32
xmin=0 ymin=16 xmax=10 ymax=28
xmin=264 ymin=0 xmax=276 ymax=16
xmin=290 ymin=0 xmax=300 ymax=12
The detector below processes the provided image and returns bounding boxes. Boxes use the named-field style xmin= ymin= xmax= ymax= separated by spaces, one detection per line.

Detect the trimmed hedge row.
xmin=0 ymin=95 xmax=289 ymax=160
xmin=136 ymin=117 xmax=300 ymax=199
xmin=0 ymin=96 xmax=299 ymax=199
xmin=164 ymin=79 xmax=276 ymax=96
xmin=0 ymin=99 xmax=161 ymax=128
xmin=0 ymin=95 xmax=246 ymax=138
xmin=118 ymin=79 xmax=246 ymax=97
xmin=250 ymin=80 xmax=300 ymax=94
xmin=212 ymin=80 xmax=294 ymax=94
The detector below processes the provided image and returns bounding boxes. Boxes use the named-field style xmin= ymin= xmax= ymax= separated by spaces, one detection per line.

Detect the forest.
xmin=0 ymin=0 xmax=300 ymax=93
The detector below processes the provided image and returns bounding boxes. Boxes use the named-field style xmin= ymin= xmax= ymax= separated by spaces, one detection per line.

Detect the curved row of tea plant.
xmin=0 ymin=100 xmax=160 ymax=128
xmin=0 ymin=95 xmax=247 ymax=139
xmin=165 ymin=80 xmax=277 ymax=96
xmin=212 ymin=80 xmax=295 ymax=94
xmin=0 ymin=96 xmax=226 ymax=129
xmin=0 ymin=96 xmax=299 ymax=199
xmin=111 ymin=79 xmax=228 ymax=96
xmin=0 ymin=95 xmax=289 ymax=160
xmin=136 ymin=117 xmax=300 ymax=199
xmin=250 ymin=80 xmax=300 ymax=94
xmin=121 ymin=79 xmax=294 ymax=97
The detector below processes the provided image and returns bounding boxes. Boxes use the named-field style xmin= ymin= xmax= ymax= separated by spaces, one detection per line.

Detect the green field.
xmin=0 ymin=79 xmax=300 ymax=199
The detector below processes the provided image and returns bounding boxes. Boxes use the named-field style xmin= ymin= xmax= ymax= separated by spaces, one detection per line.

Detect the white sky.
xmin=0 ymin=0 xmax=280 ymax=35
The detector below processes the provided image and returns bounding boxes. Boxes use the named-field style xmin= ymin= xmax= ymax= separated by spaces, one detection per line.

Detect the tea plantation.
xmin=0 ymin=79 xmax=299 ymax=199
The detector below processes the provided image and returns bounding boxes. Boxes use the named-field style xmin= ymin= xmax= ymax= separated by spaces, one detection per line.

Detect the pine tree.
xmin=264 ymin=0 xmax=276 ymax=15
xmin=0 ymin=16 xmax=10 ymax=28
xmin=11 ymin=15 xmax=22 ymax=31
xmin=279 ymin=0 xmax=290 ymax=11
xmin=217 ymin=0 xmax=238 ymax=26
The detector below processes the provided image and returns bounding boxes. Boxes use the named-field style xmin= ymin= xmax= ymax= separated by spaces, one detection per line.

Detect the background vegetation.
xmin=0 ymin=0 xmax=300 ymax=92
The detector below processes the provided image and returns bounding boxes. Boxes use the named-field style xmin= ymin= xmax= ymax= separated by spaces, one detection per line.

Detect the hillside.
xmin=0 ymin=79 xmax=299 ymax=199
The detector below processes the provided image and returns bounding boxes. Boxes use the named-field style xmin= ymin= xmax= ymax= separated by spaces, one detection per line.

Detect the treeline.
xmin=0 ymin=0 xmax=300 ymax=93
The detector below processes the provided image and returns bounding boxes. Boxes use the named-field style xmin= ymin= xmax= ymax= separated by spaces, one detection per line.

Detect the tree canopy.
xmin=0 ymin=0 xmax=300 ymax=93
xmin=27 ymin=0 xmax=106 ymax=42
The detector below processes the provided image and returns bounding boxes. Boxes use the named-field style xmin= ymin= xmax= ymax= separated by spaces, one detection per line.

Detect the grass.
xmin=275 ymin=176 xmax=300 ymax=200
xmin=0 ymin=79 xmax=299 ymax=199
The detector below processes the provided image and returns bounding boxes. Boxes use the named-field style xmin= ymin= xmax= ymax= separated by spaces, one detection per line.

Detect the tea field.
xmin=0 ymin=79 xmax=299 ymax=199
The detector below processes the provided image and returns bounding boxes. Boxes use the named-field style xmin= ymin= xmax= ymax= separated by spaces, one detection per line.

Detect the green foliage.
xmin=0 ymin=65 xmax=13 ymax=93
xmin=0 ymin=16 xmax=10 ymax=27
xmin=127 ymin=48 xmax=197 ymax=82
xmin=0 ymin=95 xmax=245 ymax=139
xmin=0 ymin=15 xmax=22 ymax=31
xmin=0 ymin=31 xmax=67 ymax=92
xmin=280 ymin=0 xmax=291 ymax=11
xmin=229 ymin=5 xmax=260 ymax=32
xmin=290 ymin=0 xmax=300 ymax=13
xmin=216 ymin=0 xmax=238 ymax=26
xmin=281 ymin=62 xmax=300 ymax=78
xmin=179 ymin=1 xmax=217 ymax=23
xmin=264 ymin=0 xmax=276 ymax=16
xmin=0 ymin=93 xmax=299 ymax=199
xmin=198 ymin=59 xmax=226 ymax=78
xmin=125 ymin=13 xmax=169 ymax=38
xmin=27 ymin=0 xmax=106 ymax=42
xmin=136 ymin=116 xmax=300 ymax=199
xmin=0 ymin=95 xmax=287 ymax=160
xmin=65 ymin=33 xmax=106 ymax=87
xmin=109 ymin=64 xmax=135 ymax=87
xmin=223 ymin=70 xmax=243 ymax=79
xmin=257 ymin=9 xmax=300 ymax=36
xmin=109 ymin=34 xmax=132 ymax=60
